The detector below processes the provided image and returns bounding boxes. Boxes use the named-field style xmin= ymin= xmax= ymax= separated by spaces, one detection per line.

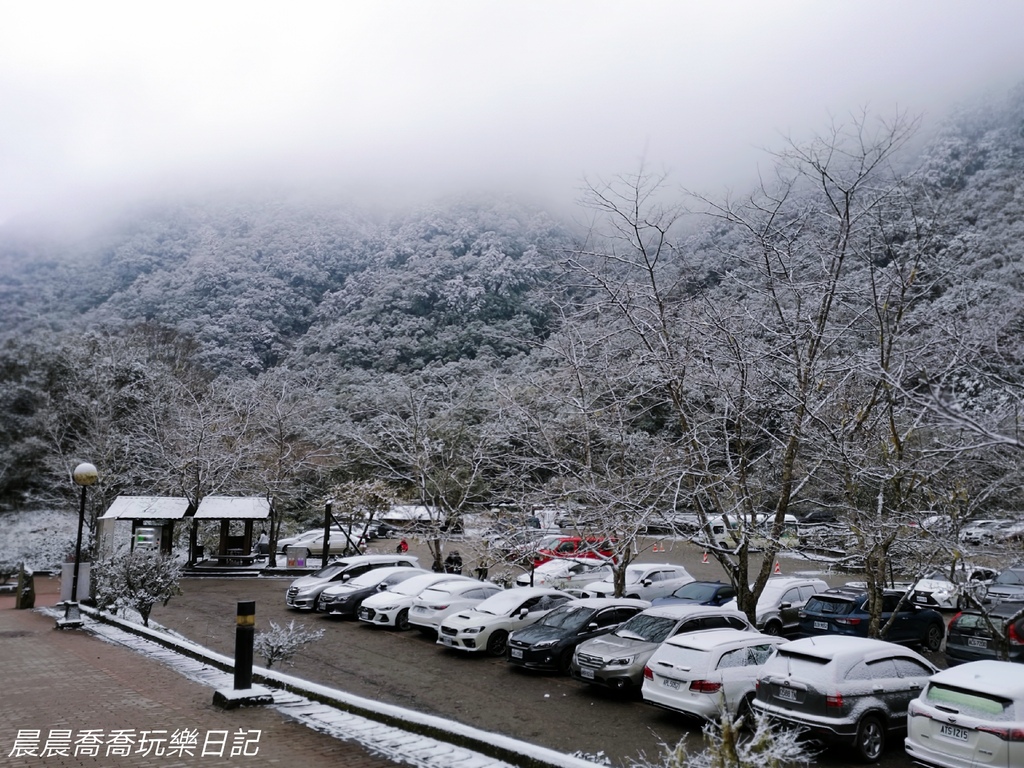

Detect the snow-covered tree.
xmin=92 ymin=549 xmax=183 ymax=627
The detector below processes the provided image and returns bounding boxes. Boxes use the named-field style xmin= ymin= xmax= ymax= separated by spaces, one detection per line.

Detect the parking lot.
xmin=148 ymin=537 xmax=940 ymax=767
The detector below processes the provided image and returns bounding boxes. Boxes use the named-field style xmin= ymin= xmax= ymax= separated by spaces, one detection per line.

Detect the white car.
xmin=358 ymin=572 xmax=475 ymax=630
xmin=906 ymin=660 xmax=1024 ymax=768
xmin=910 ymin=565 xmax=997 ymax=610
xmin=515 ymin=558 xmax=614 ymax=593
xmin=408 ymin=579 xmax=503 ymax=634
xmin=580 ymin=563 xmax=693 ymax=601
xmin=722 ymin=576 xmax=828 ymax=635
xmin=642 ymin=628 xmax=787 ymax=721
xmin=437 ymin=586 xmax=574 ymax=656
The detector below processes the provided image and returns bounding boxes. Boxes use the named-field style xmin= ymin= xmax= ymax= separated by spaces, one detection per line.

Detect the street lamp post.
xmin=56 ymin=462 xmax=98 ymax=629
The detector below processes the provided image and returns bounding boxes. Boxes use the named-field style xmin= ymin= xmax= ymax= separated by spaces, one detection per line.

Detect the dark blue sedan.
xmin=651 ymin=580 xmax=736 ymax=607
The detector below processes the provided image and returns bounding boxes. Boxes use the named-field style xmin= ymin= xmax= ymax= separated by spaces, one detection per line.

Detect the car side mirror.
xmin=779 ymin=602 xmax=791 ymax=609
xmin=377 ymin=584 xmax=388 ymax=591
xmin=517 ymin=608 xmax=529 ymax=619
xmin=586 ymin=622 xmax=600 ymax=631
xmin=642 ymin=579 xmax=653 ymax=587
xmin=342 ymin=573 xmax=351 ymax=581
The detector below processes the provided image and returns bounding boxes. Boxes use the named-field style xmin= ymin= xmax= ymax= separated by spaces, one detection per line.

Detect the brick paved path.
xmin=0 ymin=580 xmax=402 ymax=768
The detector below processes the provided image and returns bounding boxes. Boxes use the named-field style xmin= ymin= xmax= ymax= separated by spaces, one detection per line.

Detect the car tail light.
xmin=430 ymin=604 xmax=450 ymax=610
xmin=643 ymin=666 xmax=653 ymax=680
xmin=690 ymin=680 xmax=723 ymax=694
xmin=948 ymin=612 xmax=962 ymax=631
xmin=826 ymin=693 xmax=844 ymax=709
xmin=1008 ymin=621 xmax=1024 ymax=646
xmin=978 ymin=726 xmax=1024 ymax=741
xmin=834 ymin=617 xmax=861 ymax=626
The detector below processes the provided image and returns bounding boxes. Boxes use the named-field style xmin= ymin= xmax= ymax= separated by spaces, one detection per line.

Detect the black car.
xmin=799 ymin=586 xmax=945 ymax=651
xmin=650 ymin=580 xmax=736 ymax=607
xmin=945 ymin=601 xmax=1024 ymax=665
xmin=506 ymin=597 xmax=649 ymax=673
xmin=317 ymin=566 xmax=426 ymax=617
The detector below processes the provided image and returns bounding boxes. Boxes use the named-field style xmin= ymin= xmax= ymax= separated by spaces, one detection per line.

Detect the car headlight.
xmin=531 ymin=640 xmax=557 ymax=650
xmin=376 ymin=605 xmax=399 ymax=612
xmin=463 ymin=626 xmax=484 ymax=635
xmin=608 ymin=656 xmax=635 ymax=667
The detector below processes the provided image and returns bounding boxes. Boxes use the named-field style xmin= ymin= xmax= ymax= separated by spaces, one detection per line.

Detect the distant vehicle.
xmin=910 ymin=564 xmax=997 ymax=610
xmin=284 ymin=554 xmax=420 ymax=610
xmin=571 ymin=604 xmax=755 ymax=693
xmin=961 ymin=519 xmax=1014 ymax=546
xmin=722 ymin=576 xmax=829 ymax=636
xmin=651 ymin=580 xmax=736 ymax=608
xmin=437 ymin=587 xmax=573 ymax=656
xmin=580 ymin=563 xmax=693 ymax=601
xmin=754 ymin=635 xmax=938 ymax=762
xmin=277 ymin=527 xmax=348 ymax=555
xmin=906 ymin=660 xmax=1024 ymax=768
xmin=985 ymin=566 xmax=1024 ymax=603
xmin=531 ymin=536 xmax=616 ymax=569
xmin=944 ymin=600 xmax=1024 ymax=665
xmin=799 ymin=586 xmax=945 ymax=651
xmin=642 ymin=628 xmax=787 ymax=722
xmin=507 ymin=597 xmax=650 ymax=673
xmin=281 ymin=529 xmax=365 ymax=559
xmin=514 ymin=557 xmax=613 ymax=593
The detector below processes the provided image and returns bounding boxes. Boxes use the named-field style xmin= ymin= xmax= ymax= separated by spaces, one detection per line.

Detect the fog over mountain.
xmin=3 ymin=1 xmax=1024 ymax=226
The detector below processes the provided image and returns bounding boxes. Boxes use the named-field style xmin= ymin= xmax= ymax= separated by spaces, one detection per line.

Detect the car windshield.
xmin=602 ymin=567 xmax=644 ymax=585
xmin=673 ymin=583 xmax=720 ymax=601
xmin=770 ymin=649 xmax=831 ymax=678
xmin=475 ymin=590 xmax=537 ymax=616
xmin=535 ymin=535 xmax=563 ymax=550
xmin=391 ymin=575 xmax=446 ymax=596
xmin=925 ymin=683 xmax=1014 ymax=720
xmin=536 ymin=604 xmax=597 ymax=631
xmin=613 ymin=613 xmax=677 ymax=643
xmin=994 ymin=570 xmax=1024 ymax=586
xmin=346 ymin=569 xmax=393 ymax=588
xmin=312 ymin=564 xmax=346 ymax=579
xmin=804 ymin=597 xmax=854 ymax=615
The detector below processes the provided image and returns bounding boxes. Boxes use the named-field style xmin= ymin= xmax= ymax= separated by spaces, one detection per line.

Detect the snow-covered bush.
xmin=631 ymin=710 xmax=812 ymax=768
xmin=92 ymin=549 xmax=183 ymax=627
xmin=253 ymin=619 xmax=324 ymax=668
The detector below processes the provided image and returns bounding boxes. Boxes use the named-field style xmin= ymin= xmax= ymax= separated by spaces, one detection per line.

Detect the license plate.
xmin=776 ymin=686 xmax=797 ymax=702
xmin=413 ymin=606 xmax=427 ymax=613
xmin=580 ymin=667 xmax=595 ymax=679
xmin=440 ymin=636 xmax=455 ymax=646
xmin=813 ymin=621 xmax=828 ymax=631
xmin=662 ymin=678 xmax=680 ymax=690
xmin=915 ymin=594 xmax=928 ymax=603
xmin=939 ymin=724 xmax=970 ymax=742
xmin=510 ymin=649 xmax=523 ymax=659
xmin=968 ymin=637 xmax=988 ymax=648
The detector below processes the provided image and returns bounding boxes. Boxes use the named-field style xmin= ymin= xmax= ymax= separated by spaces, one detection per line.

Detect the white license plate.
xmin=776 ymin=686 xmax=797 ymax=702
xmin=510 ymin=649 xmax=523 ymax=659
xmin=412 ymin=606 xmax=427 ymax=613
xmin=662 ymin=677 xmax=680 ymax=690
xmin=440 ymin=636 xmax=455 ymax=646
xmin=968 ymin=637 xmax=988 ymax=648
xmin=915 ymin=594 xmax=928 ymax=603
xmin=580 ymin=667 xmax=595 ymax=679
xmin=939 ymin=724 xmax=970 ymax=742
xmin=813 ymin=621 xmax=828 ymax=631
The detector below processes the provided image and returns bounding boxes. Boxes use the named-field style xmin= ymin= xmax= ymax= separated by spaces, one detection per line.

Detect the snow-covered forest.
xmin=2 ymin=85 xmax=1024 ymax=580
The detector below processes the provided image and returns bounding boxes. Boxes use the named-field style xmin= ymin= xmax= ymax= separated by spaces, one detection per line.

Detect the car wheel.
xmin=855 ymin=715 xmax=885 ymax=762
xmin=735 ymin=694 xmax=756 ymax=730
xmin=395 ymin=608 xmax=411 ymax=631
xmin=924 ymin=622 xmax=944 ymax=652
xmin=486 ymin=630 xmax=509 ymax=657
xmin=763 ymin=620 xmax=783 ymax=636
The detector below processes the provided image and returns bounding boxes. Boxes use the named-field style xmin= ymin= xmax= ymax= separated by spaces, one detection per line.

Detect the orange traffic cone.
xmin=773 ymin=561 xmax=781 ymax=575
xmin=702 ymin=551 xmax=709 ymax=564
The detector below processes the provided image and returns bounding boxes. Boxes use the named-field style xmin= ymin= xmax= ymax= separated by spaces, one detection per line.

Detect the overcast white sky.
xmin=2 ymin=1 xmax=1024 ymax=223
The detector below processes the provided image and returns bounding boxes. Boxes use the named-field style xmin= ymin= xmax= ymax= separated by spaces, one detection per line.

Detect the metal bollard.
xmin=234 ymin=600 xmax=256 ymax=690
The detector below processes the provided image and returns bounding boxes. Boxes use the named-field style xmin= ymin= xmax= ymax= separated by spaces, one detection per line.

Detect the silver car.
xmin=571 ymin=604 xmax=754 ymax=693
xmin=754 ymin=635 xmax=938 ymax=762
